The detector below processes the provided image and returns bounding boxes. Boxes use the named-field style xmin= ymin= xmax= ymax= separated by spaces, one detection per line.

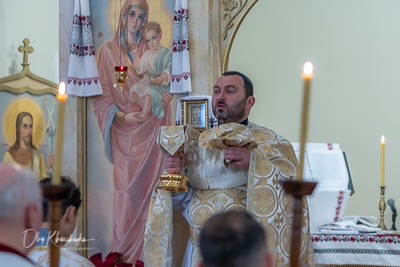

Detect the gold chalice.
xmin=158 ymin=173 xmax=189 ymax=192
xmin=157 ymin=125 xmax=198 ymax=192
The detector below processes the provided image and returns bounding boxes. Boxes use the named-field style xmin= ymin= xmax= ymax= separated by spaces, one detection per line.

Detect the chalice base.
xmin=158 ymin=173 xmax=189 ymax=192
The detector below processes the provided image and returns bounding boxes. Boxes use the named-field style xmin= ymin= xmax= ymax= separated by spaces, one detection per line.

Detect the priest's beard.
xmin=213 ymin=98 xmax=246 ymax=124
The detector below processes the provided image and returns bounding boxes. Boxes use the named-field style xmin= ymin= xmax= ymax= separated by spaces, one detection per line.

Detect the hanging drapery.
xmin=66 ymin=0 xmax=102 ymax=97
xmin=170 ymin=0 xmax=191 ymax=94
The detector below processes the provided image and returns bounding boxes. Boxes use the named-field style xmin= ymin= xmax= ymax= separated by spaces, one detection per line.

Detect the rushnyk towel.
xmin=66 ymin=0 xmax=102 ymax=97
xmin=170 ymin=0 xmax=191 ymax=94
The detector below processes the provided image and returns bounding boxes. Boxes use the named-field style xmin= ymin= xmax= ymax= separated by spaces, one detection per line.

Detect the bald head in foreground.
xmin=199 ymin=211 xmax=273 ymax=267
xmin=0 ymin=163 xmax=42 ymax=266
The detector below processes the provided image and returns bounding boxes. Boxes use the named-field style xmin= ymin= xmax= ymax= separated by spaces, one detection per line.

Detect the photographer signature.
xmin=23 ymin=229 xmax=94 ymax=248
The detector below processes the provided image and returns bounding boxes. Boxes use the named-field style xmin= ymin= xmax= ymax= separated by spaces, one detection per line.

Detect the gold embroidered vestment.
xmin=144 ymin=122 xmax=314 ymax=267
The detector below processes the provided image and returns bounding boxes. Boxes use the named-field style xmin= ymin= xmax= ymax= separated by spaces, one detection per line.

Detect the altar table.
xmin=312 ymin=234 xmax=400 ymax=267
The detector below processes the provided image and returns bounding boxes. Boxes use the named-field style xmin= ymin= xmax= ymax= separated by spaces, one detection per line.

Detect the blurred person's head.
xmin=199 ymin=210 xmax=273 ymax=267
xmin=40 ymin=176 xmax=82 ymax=245
xmin=0 ymin=163 xmax=42 ymax=255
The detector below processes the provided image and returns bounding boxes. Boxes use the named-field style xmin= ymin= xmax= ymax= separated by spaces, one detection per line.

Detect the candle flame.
xmin=381 ymin=135 xmax=385 ymax=144
xmin=58 ymin=81 xmax=66 ymax=95
xmin=303 ymin=61 xmax=313 ymax=75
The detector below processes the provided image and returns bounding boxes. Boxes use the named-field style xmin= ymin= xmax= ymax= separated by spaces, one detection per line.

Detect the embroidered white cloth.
xmin=312 ymin=234 xmax=400 ymax=266
xmin=66 ymin=0 xmax=102 ymax=97
xmin=291 ymin=142 xmax=353 ymax=233
xmin=170 ymin=0 xmax=191 ymax=93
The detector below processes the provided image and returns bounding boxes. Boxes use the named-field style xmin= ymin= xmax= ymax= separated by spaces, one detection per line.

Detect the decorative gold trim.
xmin=222 ymin=0 xmax=248 ymax=40
xmin=181 ymin=99 xmax=209 ymax=130
xmin=221 ymin=0 xmax=259 ymax=72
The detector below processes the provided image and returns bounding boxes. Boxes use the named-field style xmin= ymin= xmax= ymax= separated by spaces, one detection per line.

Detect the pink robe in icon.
xmin=91 ymin=0 xmax=173 ymax=263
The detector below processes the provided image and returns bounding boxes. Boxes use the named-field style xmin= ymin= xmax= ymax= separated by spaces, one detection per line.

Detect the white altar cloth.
xmin=312 ymin=234 xmax=400 ymax=266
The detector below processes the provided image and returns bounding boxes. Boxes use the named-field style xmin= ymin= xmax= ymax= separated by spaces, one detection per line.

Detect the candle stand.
xmin=41 ymin=184 xmax=72 ymax=267
xmin=281 ymin=179 xmax=317 ymax=267
xmin=378 ymin=186 xmax=388 ymax=230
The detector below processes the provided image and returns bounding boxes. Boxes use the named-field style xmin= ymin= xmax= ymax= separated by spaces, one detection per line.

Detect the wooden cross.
xmin=18 ymin=38 xmax=34 ymax=66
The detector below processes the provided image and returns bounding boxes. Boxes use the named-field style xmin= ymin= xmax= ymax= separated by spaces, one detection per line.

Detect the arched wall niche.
xmin=219 ymin=0 xmax=259 ymax=73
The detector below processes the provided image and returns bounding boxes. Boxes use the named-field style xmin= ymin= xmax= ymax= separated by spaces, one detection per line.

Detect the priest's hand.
xmin=224 ymin=147 xmax=251 ymax=169
xmin=165 ymin=152 xmax=185 ymax=174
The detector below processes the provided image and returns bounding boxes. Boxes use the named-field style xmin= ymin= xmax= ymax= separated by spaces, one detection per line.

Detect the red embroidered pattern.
xmin=172 ymin=39 xmax=189 ymax=53
xmin=171 ymin=72 xmax=191 ymax=83
xmin=333 ymin=191 xmax=345 ymax=222
xmin=174 ymin=8 xmax=188 ymax=22
xmin=67 ymin=77 xmax=99 ymax=86
xmin=312 ymin=234 xmax=400 ymax=244
xmin=72 ymin=14 xmax=92 ymax=27
xmin=172 ymin=8 xmax=189 ymax=53
xmin=70 ymin=14 xmax=95 ymax=57
xmin=70 ymin=44 xmax=95 ymax=57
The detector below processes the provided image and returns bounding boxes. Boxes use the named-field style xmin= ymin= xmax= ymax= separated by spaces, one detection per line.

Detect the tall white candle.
xmin=381 ymin=135 xmax=385 ymax=187
xmin=298 ymin=61 xmax=314 ymax=179
xmin=53 ymin=82 xmax=68 ymax=185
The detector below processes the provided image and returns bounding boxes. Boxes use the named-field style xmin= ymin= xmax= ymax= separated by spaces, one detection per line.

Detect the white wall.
xmin=229 ymin=0 xmax=400 ymax=226
xmin=0 ymin=0 xmax=59 ymax=82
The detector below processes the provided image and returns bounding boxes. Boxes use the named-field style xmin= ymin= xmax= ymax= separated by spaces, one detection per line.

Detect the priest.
xmin=144 ymin=71 xmax=314 ymax=267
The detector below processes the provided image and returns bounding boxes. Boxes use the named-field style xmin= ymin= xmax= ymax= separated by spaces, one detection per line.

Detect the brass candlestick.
xmin=378 ymin=186 xmax=387 ymax=230
xmin=281 ymin=179 xmax=317 ymax=267
xmin=41 ymin=184 xmax=72 ymax=267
